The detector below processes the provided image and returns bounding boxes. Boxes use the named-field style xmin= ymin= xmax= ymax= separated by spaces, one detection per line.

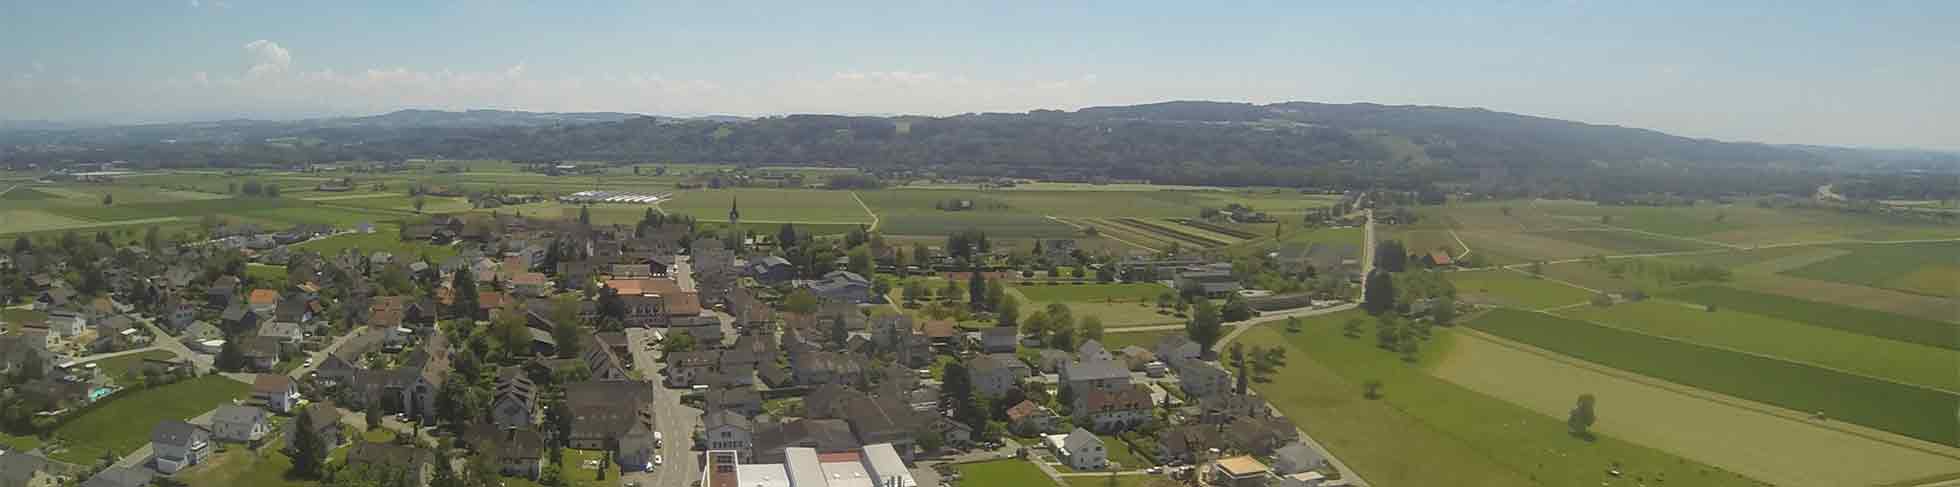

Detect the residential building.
xmin=979 ymin=326 xmax=1018 ymax=353
xmin=564 ymin=381 xmax=656 ymax=452
xmin=751 ymin=419 xmax=860 ymax=463
xmin=705 ymin=386 xmax=763 ymax=417
xmin=210 ymin=405 xmax=270 ymax=443
xmin=702 ymin=409 xmax=754 ymax=453
xmin=150 ymin=420 xmax=212 ymax=474
xmin=344 ymin=442 xmax=434 ymax=487
xmin=288 ymin=403 xmax=346 ymax=451
xmin=464 ymin=425 xmax=546 ymax=479
xmin=80 ymin=467 xmax=151 ymax=487
xmin=1075 ymin=385 xmax=1153 ymax=432
xmin=252 ymin=374 xmax=299 ymax=413
xmin=0 ymin=451 xmax=58 ymax=487
xmin=491 ymin=368 xmax=537 ymax=429
xmin=1059 ymin=428 xmax=1108 ymax=470
xmin=1173 ymin=357 xmax=1234 ymax=398
xmin=1271 ymin=442 xmax=1328 ymax=475
xmin=1212 ymin=456 xmax=1273 ymax=487
xmin=802 ymin=271 xmax=872 ymax=303
xmin=1061 ymin=358 xmax=1131 ymax=394
xmin=968 ymin=354 xmax=1029 ymax=399
xmin=1005 ymin=400 xmax=1059 ymax=435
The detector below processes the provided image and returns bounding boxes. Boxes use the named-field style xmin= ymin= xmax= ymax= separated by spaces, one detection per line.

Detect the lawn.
xmin=1062 ymin=474 xmax=1158 ymax=487
xmin=51 ymin=375 xmax=253 ymax=463
xmin=662 ymin=188 xmax=873 ymax=224
xmin=177 ymin=447 xmax=314 ymax=487
xmin=1465 ymin=309 xmax=1960 ymax=447
xmin=44 ymin=197 xmax=311 ymax=221
xmin=1443 ymin=269 xmax=1596 ymax=310
xmin=1243 ymin=314 xmax=1756 ymax=487
xmin=0 ymin=209 xmax=97 ymax=233
xmin=1435 ymin=327 xmax=1960 ymax=487
xmin=1016 ymin=283 xmax=1171 ymax=303
xmin=955 ymin=459 xmax=1057 ymax=487
xmin=1097 ymin=434 xmax=1152 ymax=469
xmin=291 ymin=225 xmax=460 ymax=262
xmin=1559 ymin=301 xmax=1960 ymax=391
xmin=1538 ymin=204 xmax=1743 ymax=237
xmin=89 ymin=350 xmax=180 ymax=382
xmin=0 ymin=432 xmax=43 ymax=453
xmin=1096 ymin=329 xmax=1179 ymax=351
xmin=1528 ymin=228 xmax=1716 ymax=254
xmin=880 ymin=213 xmax=1077 ymax=238
xmin=1004 ymin=287 xmax=1182 ymax=329
xmin=1659 ymin=285 xmax=1960 ymax=351
xmin=1783 ymin=242 xmax=1960 ymax=297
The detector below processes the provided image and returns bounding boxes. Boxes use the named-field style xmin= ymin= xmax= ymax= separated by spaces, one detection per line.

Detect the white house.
xmin=45 ymin=310 xmax=85 ymax=337
xmin=150 ymin=420 xmax=212 ymax=473
xmin=1059 ymin=428 xmax=1108 ymax=470
xmin=252 ymin=374 xmax=299 ymax=414
xmin=210 ymin=405 xmax=270 ymax=443
xmin=702 ymin=409 xmax=754 ymax=454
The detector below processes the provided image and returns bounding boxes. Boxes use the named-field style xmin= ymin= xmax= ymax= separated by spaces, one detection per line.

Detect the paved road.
xmin=672 ymin=255 xmax=695 ymax=293
xmin=288 ymin=327 xmax=366 ymax=378
xmin=133 ymin=315 xmax=210 ymax=373
xmin=1360 ymin=208 xmax=1376 ymax=287
xmin=623 ymin=327 xmax=701 ymax=487
xmin=64 ymin=345 xmax=167 ymax=365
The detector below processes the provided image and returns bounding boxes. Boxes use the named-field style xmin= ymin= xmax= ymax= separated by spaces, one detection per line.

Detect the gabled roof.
xmin=253 ymin=374 xmax=293 ymax=394
xmin=150 ymin=420 xmax=208 ymax=446
xmin=212 ymin=404 xmax=267 ymax=426
xmin=1063 ymin=358 xmax=1130 ymax=382
xmin=1062 ymin=428 xmax=1102 ymax=451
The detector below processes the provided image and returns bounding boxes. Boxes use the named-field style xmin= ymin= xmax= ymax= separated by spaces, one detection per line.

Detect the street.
xmin=622 ymin=327 xmax=701 ymax=487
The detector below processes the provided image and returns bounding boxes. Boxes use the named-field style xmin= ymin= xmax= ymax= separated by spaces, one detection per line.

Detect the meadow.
xmin=955 ymin=459 xmax=1056 ymax=487
xmin=1658 ymin=286 xmax=1959 ymax=350
xmin=1443 ymin=269 xmax=1596 ymax=309
xmin=1782 ymin=241 xmax=1960 ymax=297
xmin=1465 ymin=309 xmax=1960 ymax=447
xmin=1016 ymin=282 xmax=1170 ymax=302
xmin=1243 ymin=314 xmax=1758 ymax=487
xmin=51 ymin=375 xmax=253 ymax=464
xmin=1560 ymin=300 xmax=1960 ymax=391
xmin=1527 ymin=228 xmax=1716 ymax=254
xmin=661 ymin=188 xmax=873 ymax=224
xmin=291 ymin=224 xmax=460 ymax=262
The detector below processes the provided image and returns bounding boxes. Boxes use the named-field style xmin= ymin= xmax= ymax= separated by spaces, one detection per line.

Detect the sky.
xmin=2 ymin=1 xmax=1956 ymax=149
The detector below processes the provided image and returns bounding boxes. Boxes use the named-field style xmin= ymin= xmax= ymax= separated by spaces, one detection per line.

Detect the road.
xmin=288 ymin=327 xmax=367 ymax=378
xmin=1360 ymin=209 xmax=1376 ymax=287
xmin=622 ymin=327 xmax=702 ymax=487
xmin=132 ymin=315 xmax=211 ymax=373
xmin=672 ymin=255 xmax=695 ymax=293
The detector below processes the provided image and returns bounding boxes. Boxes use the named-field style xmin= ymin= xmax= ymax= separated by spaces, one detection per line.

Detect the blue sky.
xmin=3 ymin=1 xmax=1955 ymax=149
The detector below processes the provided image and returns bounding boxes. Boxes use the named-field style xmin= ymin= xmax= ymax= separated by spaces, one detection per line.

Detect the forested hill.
xmin=9 ymin=101 xmax=1950 ymax=179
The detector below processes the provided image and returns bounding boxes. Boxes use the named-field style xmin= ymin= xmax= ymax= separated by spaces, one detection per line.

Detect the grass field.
xmin=1436 ymin=327 xmax=1960 ymax=487
xmin=291 ymin=225 xmax=460 ymax=262
xmin=1099 ymin=433 xmax=1153 ymax=468
xmin=1561 ymin=301 xmax=1960 ymax=391
xmin=1444 ymin=269 xmax=1596 ymax=309
xmin=1016 ymin=283 xmax=1170 ymax=302
xmin=1097 ymin=329 xmax=1180 ymax=350
xmin=1243 ymin=314 xmax=1756 ymax=487
xmin=1005 ymin=286 xmax=1183 ymax=328
xmin=663 ymin=188 xmax=872 ymax=224
xmin=89 ymin=350 xmax=181 ymax=382
xmin=1538 ymin=203 xmax=1743 ymax=236
xmin=1659 ymin=286 xmax=1960 ymax=350
xmin=0 ymin=209 xmax=96 ymax=233
xmin=179 ymin=447 xmax=312 ymax=487
xmin=1465 ymin=309 xmax=1960 ymax=447
xmin=51 ymin=375 xmax=253 ymax=463
xmin=1725 ymin=272 xmax=1960 ymax=323
xmin=955 ymin=459 xmax=1056 ymax=487
xmin=1451 ymin=229 xmax=1607 ymax=265
xmin=1783 ymin=242 xmax=1960 ymax=297
xmin=880 ymin=213 xmax=1077 ymax=238
xmin=1529 ymin=228 xmax=1716 ymax=253
xmin=1061 ymin=474 xmax=1156 ymax=487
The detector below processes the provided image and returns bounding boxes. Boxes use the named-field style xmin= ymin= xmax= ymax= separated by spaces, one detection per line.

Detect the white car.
xmin=654 ymin=454 xmax=664 ymax=466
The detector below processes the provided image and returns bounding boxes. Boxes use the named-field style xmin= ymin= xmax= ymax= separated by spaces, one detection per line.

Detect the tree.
xmin=996 ymin=293 xmax=1020 ymax=329
xmin=1362 ymin=270 xmax=1395 ymax=315
xmin=413 ymin=195 xmax=426 ymax=213
xmin=366 ymin=400 xmax=384 ymax=431
xmin=491 ymin=303 xmax=532 ymax=359
xmin=1341 ymin=318 xmax=1362 ymax=338
xmin=661 ymin=333 xmax=697 ymax=355
xmin=1568 ymin=393 xmax=1597 ymax=439
xmin=10 ymin=236 xmax=26 ymax=253
xmin=783 ymin=289 xmax=819 ymax=314
xmin=1432 ymin=297 xmax=1457 ymax=326
xmin=434 ymin=371 xmax=474 ymax=426
xmin=1234 ymin=360 xmax=1249 ymax=394
xmin=1186 ymin=300 xmax=1222 ymax=352
xmin=902 ymin=280 xmax=926 ymax=305
xmin=778 ymin=223 xmax=798 ymax=248
xmin=215 ymin=338 xmax=245 ymax=371
xmin=1375 ymin=240 xmax=1407 ymax=272
xmin=1220 ymin=295 xmax=1253 ymax=322
xmin=968 ymin=268 xmax=988 ymax=310
xmin=1362 ymin=380 xmax=1384 ymax=399
xmin=1285 ymin=316 xmax=1303 ymax=333
xmin=1079 ymin=315 xmax=1104 ymax=342
xmin=986 ymin=280 xmax=1006 ymax=311
xmin=289 ymin=410 xmax=327 ymax=477
xmin=847 ymin=246 xmax=873 ymax=276
xmin=102 ymin=193 xmax=113 ymax=206
xmin=551 ymin=316 xmax=582 ymax=359
xmin=451 ymin=269 xmax=479 ymax=318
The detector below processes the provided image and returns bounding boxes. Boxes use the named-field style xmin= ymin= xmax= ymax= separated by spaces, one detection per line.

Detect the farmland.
xmin=1528 ymin=228 xmax=1716 ymax=253
xmin=1658 ymin=286 xmax=1960 ymax=350
xmin=1242 ymin=314 xmax=1757 ymax=487
xmin=662 ymin=188 xmax=873 ymax=224
xmin=1560 ymin=300 xmax=1960 ymax=391
xmin=1436 ymin=327 xmax=1960 ymax=487
xmin=1782 ymin=241 xmax=1960 ymax=297
xmin=1016 ymin=282 xmax=1170 ymax=302
xmin=291 ymin=224 xmax=461 ymax=262
xmin=954 ymin=459 xmax=1056 ymax=487
xmin=1465 ymin=309 xmax=1960 ymax=447
xmin=1007 ymin=283 xmax=1183 ymax=328
xmin=1444 ymin=269 xmax=1596 ymax=310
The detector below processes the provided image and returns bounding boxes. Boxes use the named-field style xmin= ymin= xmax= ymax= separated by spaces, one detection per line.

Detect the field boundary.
xmin=0 ymin=216 xmax=181 ymax=235
xmin=1051 ymin=217 xmax=1160 ymax=252
xmin=1453 ymin=325 xmax=1960 ymax=462
xmin=850 ymin=191 xmax=880 ymax=231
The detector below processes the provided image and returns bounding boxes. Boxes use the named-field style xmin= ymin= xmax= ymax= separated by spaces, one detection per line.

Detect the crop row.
xmin=1172 ymin=218 xmax=1260 ymax=239
xmin=1113 ymin=217 xmax=1229 ymax=247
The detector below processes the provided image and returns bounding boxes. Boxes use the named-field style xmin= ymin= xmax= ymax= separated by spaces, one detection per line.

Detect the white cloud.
xmin=189 ymin=0 xmax=199 ymax=7
xmin=243 ymin=40 xmax=291 ymax=78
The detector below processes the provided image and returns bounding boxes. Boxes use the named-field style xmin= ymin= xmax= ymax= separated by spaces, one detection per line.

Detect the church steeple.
xmin=729 ymin=196 xmax=740 ymax=224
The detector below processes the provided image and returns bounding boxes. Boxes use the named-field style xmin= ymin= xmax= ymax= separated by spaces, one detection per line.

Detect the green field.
xmin=1061 ymin=474 xmax=1155 ymax=487
xmin=0 ymin=209 xmax=96 ymax=233
xmin=1466 ymin=309 xmax=1960 ymax=447
xmin=1529 ymin=229 xmax=1716 ymax=253
xmin=1783 ymin=242 xmax=1960 ymax=297
xmin=1096 ymin=329 xmax=1180 ymax=351
xmin=178 ymin=447 xmax=313 ymax=487
xmin=956 ymin=460 xmax=1055 ymax=487
xmin=1561 ymin=301 xmax=1960 ymax=391
xmin=1537 ymin=203 xmax=1743 ymax=236
xmin=1016 ymin=283 xmax=1171 ymax=303
xmin=1659 ymin=286 xmax=1959 ymax=350
xmin=663 ymin=188 xmax=873 ymax=223
xmin=1244 ymin=314 xmax=1757 ymax=487
xmin=89 ymin=350 xmax=182 ymax=382
xmin=291 ymin=224 xmax=460 ymax=262
xmin=51 ymin=375 xmax=254 ymax=463
xmin=880 ymin=213 xmax=1077 ymax=238
xmin=1443 ymin=269 xmax=1595 ymax=309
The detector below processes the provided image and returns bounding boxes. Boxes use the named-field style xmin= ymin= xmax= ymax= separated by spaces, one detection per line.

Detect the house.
xmin=273 ymin=297 xmax=316 ymax=325
xmin=1077 ymin=340 xmax=1112 ymax=361
xmin=564 ymin=381 xmax=656 ymax=452
xmin=1118 ymin=346 xmax=1157 ymax=371
xmin=1197 ymin=393 xmax=1273 ymax=425
xmin=1006 ymin=400 xmax=1059 ymax=435
xmin=1423 ymin=250 xmax=1455 ymax=267
xmin=491 ymin=368 xmax=538 ymax=429
xmin=839 ymin=394 xmax=923 ymax=457
xmin=1154 ymin=335 xmax=1202 ymax=363
xmin=705 ymin=385 xmax=763 ymax=416
xmin=790 ymin=351 xmax=864 ymax=387
xmin=463 ymin=425 xmax=546 ymax=479
xmin=746 ymin=256 xmax=795 ymax=285
xmin=804 ymin=271 xmax=873 ymax=303
xmin=1271 ymin=442 xmax=1328 ymax=475
xmin=1174 ymin=263 xmax=1241 ymax=298
xmin=664 ymin=351 xmax=719 ymax=387
xmin=344 ymin=442 xmax=434 ymax=487
xmin=968 ymin=354 xmax=1029 ymax=399
xmin=220 ymin=304 xmax=261 ymax=333
xmin=239 ymin=336 xmax=283 ymax=371
xmin=578 ymin=333 xmax=630 ymax=381
xmin=1058 ymin=428 xmax=1108 ymax=470
xmin=979 ymin=327 xmax=1018 ymax=354
xmin=1226 ymin=417 xmax=1299 ymax=455
xmin=288 ymin=403 xmax=347 ymax=451
xmin=702 ymin=409 xmax=754 ymax=453
xmin=1173 ymin=357 xmax=1234 ymax=398
xmin=150 ymin=420 xmax=212 ymax=473
xmin=511 ymin=272 xmax=550 ymax=297
xmin=43 ymin=310 xmax=84 ymax=337
xmin=247 ymin=289 xmax=281 ymax=314
xmin=210 ymin=405 xmax=271 ymax=443
xmin=751 ymin=418 xmax=860 ymax=463
xmin=1061 ymin=358 xmax=1131 ymax=394
xmin=1034 ymin=349 xmax=1073 ymax=374
xmin=80 ymin=467 xmax=151 ymax=487
xmin=1213 ymin=456 xmax=1273 ymax=487
xmin=1075 ymin=385 xmax=1153 ymax=432
xmin=1157 ymin=424 xmax=1224 ymax=466
xmin=162 ymin=300 xmax=197 ymax=332
xmin=258 ymin=321 xmax=304 ymax=344
xmin=253 ymin=374 xmax=299 ymax=413
xmin=180 ymin=321 xmax=223 ymax=342
xmin=33 ymin=287 xmax=74 ymax=312
xmin=0 ymin=451 xmax=57 ymax=487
